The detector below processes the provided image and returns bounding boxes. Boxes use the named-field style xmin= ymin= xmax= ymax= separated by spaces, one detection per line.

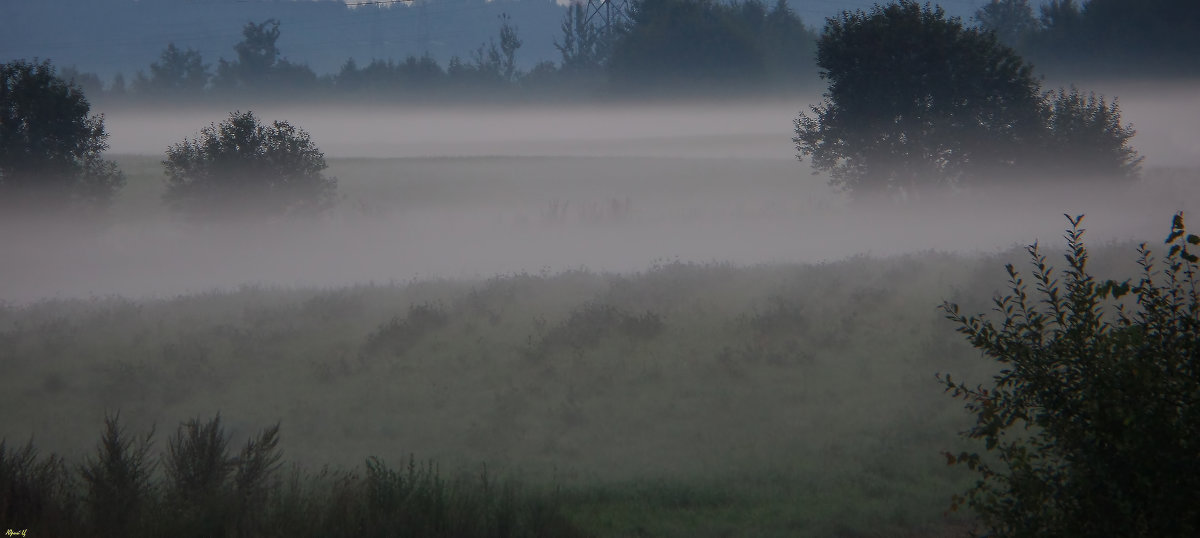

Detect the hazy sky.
xmin=0 ymin=0 xmax=1004 ymax=77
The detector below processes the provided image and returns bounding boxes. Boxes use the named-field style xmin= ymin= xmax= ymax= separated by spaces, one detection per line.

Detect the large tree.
xmin=794 ymin=1 xmax=1140 ymax=198
xmin=0 ymin=60 xmax=124 ymax=214
xmin=163 ymin=111 xmax=337 ymax=218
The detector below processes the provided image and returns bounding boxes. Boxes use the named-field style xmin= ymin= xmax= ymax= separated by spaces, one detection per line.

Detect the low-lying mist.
xmin=3 ymin=92 xmax=1198 ymax=304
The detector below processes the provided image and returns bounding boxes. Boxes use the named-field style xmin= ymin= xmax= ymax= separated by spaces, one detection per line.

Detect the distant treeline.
xmin=23 ymin=0 xmax=1200 ymax=103
xmin=54 ymin=0 xmax=820 ymax=102
xmin=976 ymin=0 xmax=1200 ymax=78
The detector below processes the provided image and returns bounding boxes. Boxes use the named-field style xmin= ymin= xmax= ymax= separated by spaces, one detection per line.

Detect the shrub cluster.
xmin=940 ymin=213 xmax=1200 ymax=537
xmin=0 ymin=413 xmax=584 ymax=538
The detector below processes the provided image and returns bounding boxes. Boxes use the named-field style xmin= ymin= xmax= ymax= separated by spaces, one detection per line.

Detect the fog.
xmin=3 ymin=88 xmax=1198 ymax=303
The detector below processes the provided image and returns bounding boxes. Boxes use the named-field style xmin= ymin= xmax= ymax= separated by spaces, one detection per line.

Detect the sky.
xmin=0 ymin=0 xmax=1010 ymax=78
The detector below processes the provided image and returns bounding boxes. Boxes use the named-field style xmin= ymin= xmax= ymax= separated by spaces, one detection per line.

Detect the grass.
xmin=2 ymin=414 xmax=582 ymax=538
xmin=7 ymin=154 xmax=1184 ymax=536
xmin=0 ymin=249 xmax=1031 ymax=536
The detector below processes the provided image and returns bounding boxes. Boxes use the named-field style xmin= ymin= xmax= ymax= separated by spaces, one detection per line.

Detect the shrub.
xmin=939 ymin=213 xmax=1200 ymax=537
xmin=79 ymin=413 xmax=156 ymax=536
xmin=163 ymin=110 xmax=337 ymax=218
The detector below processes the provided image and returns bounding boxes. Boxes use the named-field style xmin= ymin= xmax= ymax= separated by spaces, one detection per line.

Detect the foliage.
xmin=1 ymin=414 xmax=583 ymax=538
xmin=974 ymin=0 xmax=1038 ymax=47
xmin=335 ymin=55 xmax=445 ymax=93
xmin=0 ymin=439 xmax=78 ymax=535
xmin=939 ymin=213 xmax=1200 ymax=537
xmin=79 ymin=413 xmax=156 ymax=536
xmin=794 ymin=1 xmax=1042 ymax=196
xmin=793 ymin=1 xmax=1141 ymax=198
xmin=555 ymin=3 xmax=606 ymax=73
xmin=1039 ymin=87 xmax=1143 ymax=181
xmin=0 ymin=59 xmax=124 ymax=214
xmin=139 ymin=43 xmax=210 ymax=93
xmin=163 ymin=111 xmax=338 ymax=218
xmin=1 ymin=252 xmax=1001 ymax=536
xmin=609 ymin=0 xmax=815 ymax=88
xmin=1025 ymin=0 xmax=1200 ymax=77
xmin=214 ymin=19 xmax=319 ymax=91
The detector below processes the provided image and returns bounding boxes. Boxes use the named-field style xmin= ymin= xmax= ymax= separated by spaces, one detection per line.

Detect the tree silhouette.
xmin=0 ymin=60 xmax=124 ymax=215
xmin=163 ymin=111 xmax=337 ymax=218
xmin=794 ymin=1 xmax=1141 ymax=199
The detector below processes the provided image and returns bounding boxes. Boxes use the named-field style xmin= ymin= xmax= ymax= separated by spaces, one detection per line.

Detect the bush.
xmin=0 ymin=59 xmax=124 ymax=214
xmin=163 ymin=110 xmax=337 ymax=218
xmin=939 ymin=213 xmax=1200 ymax=537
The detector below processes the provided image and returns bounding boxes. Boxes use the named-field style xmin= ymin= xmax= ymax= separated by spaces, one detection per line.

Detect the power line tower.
xmin=583 ymin=0 xmax=632 ymax=42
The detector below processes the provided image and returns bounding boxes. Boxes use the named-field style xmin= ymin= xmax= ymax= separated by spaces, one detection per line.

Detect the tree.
xmin=555 ymin=3 xmax=606 ymax=73
xmin=1022 ymin=0 xmax=1200 ymax=77
xmin=794 ymin=1 xmax=1044 ymax=196
xmin=0 ymin=60 xmax=124 ymax=214
xmin=144 ymin=43 xmax=209 ymax=93
xmin=463 ymin=14 xmax=523 ymax=86
xmin=609 ymin=0 xmax=768 ymax=87
xmin=497 ymin=13 xmax=523 ymax=83
xmin=214 ymin=19 xmax=318 ymax=91
xmin=1039 ymin=87 xmax=1142 ymax=180
xmin=762 ymin=0 xmax=819 ymax=83
xmin=793 ymin=1 xmax=1141 ymax=199
xmin=939 ymin=213 xmax=1200 ymax=537
xmin=163 ymin=111 xmax=337 ymax=218
xmin=975 ymin=0 xmax=1038 ymax=47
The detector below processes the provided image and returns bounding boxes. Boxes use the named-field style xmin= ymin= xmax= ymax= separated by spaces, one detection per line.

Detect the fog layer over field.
xmin=3 ymin=89 xmax=1198 ymax=303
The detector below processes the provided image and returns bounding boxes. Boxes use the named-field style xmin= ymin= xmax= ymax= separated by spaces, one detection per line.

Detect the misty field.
xmin=3 ymin=145 xmax=1197 ymax=536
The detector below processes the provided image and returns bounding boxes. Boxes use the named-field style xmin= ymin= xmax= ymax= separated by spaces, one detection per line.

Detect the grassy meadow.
xmin=3 ymin=154 xmax=1184 ymax=536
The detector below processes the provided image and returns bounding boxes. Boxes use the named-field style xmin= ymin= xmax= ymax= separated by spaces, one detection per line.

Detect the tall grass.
xmin=1 ymin=414 xmax=584 ymax=538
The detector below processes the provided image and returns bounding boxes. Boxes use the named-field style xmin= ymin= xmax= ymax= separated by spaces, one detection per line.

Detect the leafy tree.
xmin=939 ymin=213 xmax=1200 ymax=537
xmin=215 ymin=19 xmax=318 ymax=91
xmin=335 ymin=55 xmax=445 ymax=94
xmin=143 ymin=43 xmax=209 ymax=92
xmin=555 ymin=3 xmax=606 ymax=73
xmin=0 ymin=60 xmax=124 ymax=214
xmin=163 ymin=111 xmax=337 ymax=218
xmin=465 ymin=14 xmax=523 ymax=85
xmin=975 ymin=0 xmax=1038 ymax=47
xmin=794 ymin=1 xmax=1044 ymax=196
xmin=1039 ymin=87 xmax=1142 ymax=180
xmin=793 ymin=1 xmax=1141 ymax=198
xmin=762 ymin=0 xmax=819 ymax=83
xmin=497 ymin=13 xmax=523 ymax=83
xmin=1025 ymin=0 xmax=1200 ymax=77
xmin=58 ymin=66 xmax=106 ymax=99
xmin=609 ymin=0 xmax=767 ymax=86
xmin=218 ymin=19 xmax=281 ymax=87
